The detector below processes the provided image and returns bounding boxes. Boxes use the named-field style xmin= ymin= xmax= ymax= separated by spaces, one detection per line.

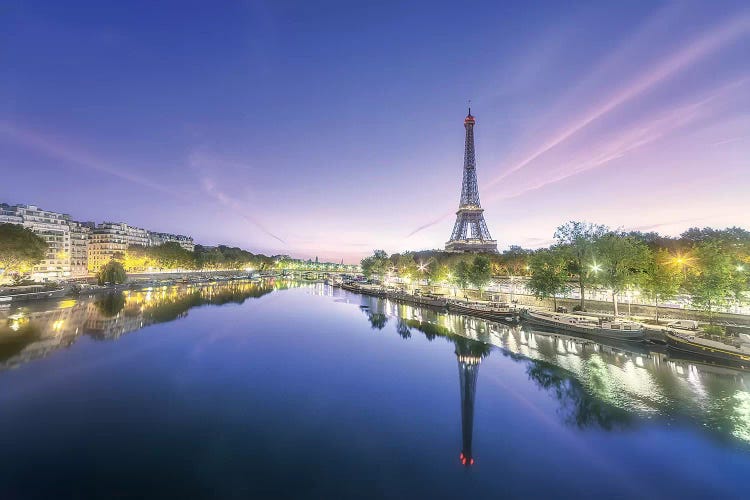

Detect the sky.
xmin=1 ymin=0 xmax=749 ymax=262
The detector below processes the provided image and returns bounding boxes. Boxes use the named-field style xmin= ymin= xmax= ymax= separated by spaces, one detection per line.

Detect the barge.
xmin=520 ymin=309 xmax=645 ymax=342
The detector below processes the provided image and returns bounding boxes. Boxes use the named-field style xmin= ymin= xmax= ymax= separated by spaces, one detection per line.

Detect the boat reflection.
xmin=352 ymin=291 xmax=750 ymax=453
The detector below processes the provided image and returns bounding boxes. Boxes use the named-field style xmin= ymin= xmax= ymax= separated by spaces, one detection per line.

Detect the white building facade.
xmin=148 ymin=232 xmax=195 ymax=251
xmin=0 ymin=204 xmax=77 ymax=280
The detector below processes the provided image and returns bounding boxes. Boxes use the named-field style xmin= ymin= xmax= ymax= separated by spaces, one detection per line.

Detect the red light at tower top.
xmin=464 ymin=107 xmax=475 ymax=125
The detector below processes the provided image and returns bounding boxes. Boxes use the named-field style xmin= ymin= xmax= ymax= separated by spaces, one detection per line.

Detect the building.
xmin=0 ymin=203 xmax=73 ymax=280
xmin=0 ymin=203 xmax=23 ymax=225
xmin=125 ymin=224 xmax=150 ymax=247
xmin=69 ymin=221 xmax=92 ymax=277
xmin=445 ymin=109 xmax=498 ymax=253
xmin=148 ymin=231 xmax=195 ymax=251
xmin=88 ymin=222 xmax=161 ymax=272
xmin=3 ymin=201 xmax=197 ymax=278
xmin=88 ymin=222 xmax=128 ymax=272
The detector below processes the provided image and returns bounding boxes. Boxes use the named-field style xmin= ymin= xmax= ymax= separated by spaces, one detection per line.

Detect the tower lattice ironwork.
xmin=445 ymin=108 xmax=498 ymax=253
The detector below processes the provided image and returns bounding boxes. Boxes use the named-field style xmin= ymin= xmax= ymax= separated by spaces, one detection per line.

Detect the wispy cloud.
xmin=484 ymin=13 xmax=750 ymax=189
xmin=0 ymin=121 xmax=179 ymax=197
xmin=200 ymin=177 xmax=286 ymax=244
xmin=481 ymin=78 xmax=747 ymax=205
xmin=189 ymin=152 xmax=287 ymax=245
xmin=0 ymin=121 xmax=287 ymax=245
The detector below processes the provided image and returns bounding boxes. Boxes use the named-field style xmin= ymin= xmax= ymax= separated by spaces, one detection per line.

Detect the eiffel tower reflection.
xmin=454 ymin=337 xmax=490 ymax=467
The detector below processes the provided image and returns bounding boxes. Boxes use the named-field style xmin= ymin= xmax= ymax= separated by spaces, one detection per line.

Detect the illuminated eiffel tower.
xmin=446 ymin=108 xmax=498 ymax=253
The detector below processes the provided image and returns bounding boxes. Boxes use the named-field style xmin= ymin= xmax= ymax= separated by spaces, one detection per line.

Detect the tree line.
xmin=360 ymin=222 xmax=750 ymax=321
xmin=121 ymin=243 xmax=278 ymax=272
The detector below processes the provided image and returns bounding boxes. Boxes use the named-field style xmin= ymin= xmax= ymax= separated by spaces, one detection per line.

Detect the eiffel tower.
xmin=445 ymin=108 xmax=498 ymax=253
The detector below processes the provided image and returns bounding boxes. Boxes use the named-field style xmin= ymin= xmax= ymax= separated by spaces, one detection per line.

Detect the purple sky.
xmin=1 ymin=1 xmax=749 ymax=262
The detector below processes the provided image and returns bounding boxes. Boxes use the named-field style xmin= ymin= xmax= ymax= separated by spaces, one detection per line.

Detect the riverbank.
xmin=0 ymin=270 xmax=266 ymax=305
xmin=337 ymin=282 xmax=750 ymax=370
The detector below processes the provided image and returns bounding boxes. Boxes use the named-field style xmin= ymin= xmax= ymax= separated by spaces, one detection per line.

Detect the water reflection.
xmin=5 ymin=282 xmax=750 ymax=457
xmin=353 ymin=292 xmax=750 ymax=451
xmin=0 ymin=279 xmax=297 ymax=368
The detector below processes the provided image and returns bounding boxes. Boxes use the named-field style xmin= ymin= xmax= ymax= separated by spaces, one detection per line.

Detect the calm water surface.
xmin=1 ymin=280 xmax=750 ymax=498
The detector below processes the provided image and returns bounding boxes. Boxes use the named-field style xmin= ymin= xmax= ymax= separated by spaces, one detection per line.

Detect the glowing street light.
xmin=590 ymin=263 xmax=602 ymax=274
xmin=738 ymin=265 xmax=745 ymax=272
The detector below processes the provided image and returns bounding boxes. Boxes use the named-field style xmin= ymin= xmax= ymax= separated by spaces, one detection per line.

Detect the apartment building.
xmin=148 ymin=232 xmax=195 ymax=252
xmin=0 ymin=203 xmax=74 ymax=280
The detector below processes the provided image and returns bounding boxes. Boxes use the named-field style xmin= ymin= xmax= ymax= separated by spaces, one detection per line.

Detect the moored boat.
xmin=665 ymin=328 xmax=750 ymax=369
xmin=340 ymin=282 xmax=387 ymax=298
xmin=448 ymin=300 xmax=520 ymax=323
xmin=0 ymin=288 xmax=68 ymax=303
xmin=386 ymin=290 xmax=448 ymax=309
xmin=520 ymin=309 xmax=645 ymax=342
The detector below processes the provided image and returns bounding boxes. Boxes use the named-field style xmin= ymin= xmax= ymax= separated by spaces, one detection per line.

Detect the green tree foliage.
xmin=360 ymin=250 xmax=389 ymax=279
xmin=554 ymin=221 xmax=608 ymax=310
xmin=123 ymin=245 xmax=154 ymax=272
xmin=97 ymin=261 xmax=127 ymax=285
xmin=151 ymin=242 xmax=194 ymax=270
xmin=499 ymin=245 xmax=531 ymax=276
xmin=454 ymin=260 xmax=471 ymax=291
xmin=468 ymin=255 xmax=492 ymax=297
xmin=429 ymin=263 xmax=452 ymax=284
xmin=0 ymin=223 xmax=47 ymax=279
xmin=594 ymin=233 xmax=650 ymax=316
xmin=194 ymin=245 xmax=226 ymax=269
xmin=527 ymin=247 xmax=569 ymax=310
xmin=687 ymin=241 xmax=739 ymax=323
xmin=391 ymin=252 xmax=419 ymax=281
xmin=639 ymin=248 xmax=682 ymax=323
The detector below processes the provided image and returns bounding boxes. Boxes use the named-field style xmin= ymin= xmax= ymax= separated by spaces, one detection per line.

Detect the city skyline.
xmin=2 ymin=1 xmax=749 ymax=263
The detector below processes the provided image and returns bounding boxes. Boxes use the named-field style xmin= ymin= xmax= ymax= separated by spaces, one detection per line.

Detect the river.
xmin=0 ymin=279 xmax=748 ymax=498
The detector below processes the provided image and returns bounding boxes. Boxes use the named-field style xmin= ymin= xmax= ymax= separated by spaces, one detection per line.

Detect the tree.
xmin=453 ymin=260 xmax=471 ymax=292
xmin=360 ymin=250 xmax=389 ymax=280
xmin=123 ymin=245 xmax=155 ymax=272
xmin=391 ymin=253 xmax=418 ymax=281
xmin=639 ymin=248 xmax=682 ymax=323
xmin=429 ymin=263 xmax=451 ymax=285
xmin=499 ymin=245 xmax=532 ymax=276
xmin=152 ymin=242 xmax=194 ymax=270
xmin=0 ymin=223 xmax=47 ymax=280
xmin=594 ymin=233 xmax=649 ymax=316
xmin=97 ymin=261 xmax=127 ymax=285
xmin=687 ymin=241 xmax=737 ymax=323
xmin=554 ymin=221 xmax=608 ymax=310
xmin=527 ymin=247 xmax=569 ymax=311
xmin=194 ymin=245 xmax=226 ymax=270
xmin=469 ymin=255 xmax=492 ymax=298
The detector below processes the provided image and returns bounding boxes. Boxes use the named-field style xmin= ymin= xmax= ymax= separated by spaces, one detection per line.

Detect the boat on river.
xmin=448 ymin=300 xmax=520 ymax=324
xmin=0 ymin=288 xmax=68 ymax=303
xmin=665 ymin=328 xmax=750 ymax=368
xmin=340 ymin=282 xmax=387 ymax=298
xmin=520 ymin=309 xmax=645 ymax=342
xmin=387 ymin=290 xmax=448 ymax=309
